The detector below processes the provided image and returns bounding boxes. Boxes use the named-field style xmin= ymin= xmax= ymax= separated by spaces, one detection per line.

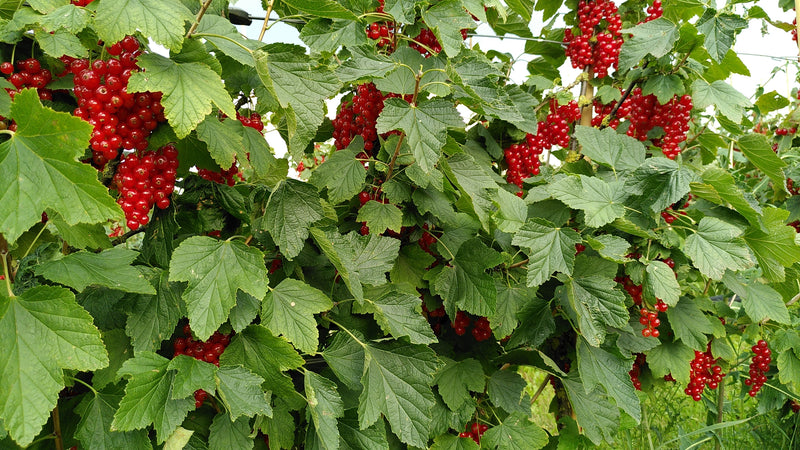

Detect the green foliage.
xmin=1 ymin=0 xmax=799 ymax=448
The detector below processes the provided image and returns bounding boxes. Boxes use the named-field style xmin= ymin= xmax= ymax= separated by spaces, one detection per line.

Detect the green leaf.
xmin=382 ymin=0 xmax=415 ymax=23
xmin=34 ymin=28 xmax=87 ymax=58
xmin=339 ymin=412 xmax=387 ymax=450
xmin=507 ymin=295 xmax=554 ymax=348
xmin=36 ymin=248 xmax=155 ymax=294
xmin=94 ymin=0 xmax=193 ymax=51
xmin=512 ymin=218 xmax=582 ymax=287
xmin=113 ymin=352 xmax=194 ymax=444
xmin=562 ymin=378 xmax=619 ymax=445
xmin=125 ymin=270 xmax=185 ymax=353
xmin=549 ymin=175 xmax=628 ymax=227
xmin=481 ymin=412 xmax=549 ymax=450
xmin=442 ymin=153 xmax=497 ymax=229
xmin=665 ymin=298 xmax=714 ymax=351
xmin=563 ymin=276 xmax=628 ymax=347
xmin=744 ymin=208 xmax=800 ymax=282
xmin=421 ymin=0 xmax=476 ymax=57
xmin=26 ymin=0 xmax=67 ymax=14
xmin=490 ymin=282 xmax=536 ymax=341
xmin=305 ymin=371 xmax=344 ymax=450
xmin=49 ymin=214 xmax=112 ymax=250
xmin=219 ymin=325 xmax=305 ymax=404
xmin=168 ymin=355 xmax=217 ymax=399
xmin=644 ymin=261 xmax=679 ymax=306
xmin=358 ymin=341 xmax=438 ymax=448
xmin=196 ymin=115 xmax=245 ymax=169
xmin=365 ymin=289 xmax=437 ymax=344
xmin=336 ymin=46 xmax=398 ymax=82
xmin=618 ymin=18 xmax=679 ymax=71
xmin=755 ymin=90 xmax=790 ymax=114
xmin=215 ymin=365 xmax=272 ymax=420
xmin=736 ymin=133 xmax=787 ymax=189
xmin=169 ymin=236 xmax=268 ymax=340
xmin=434 ymin=238 xmax=501 ymax=317
xmin=690 ymin=167 xmax=762 ymax=227
xmin=93 ymin=329 xmax=133 ymax=390
xmin=696 ymin=10 xmax=747 ymax=63
xmin=265 ymin=179 xmax=324 ymax=259
xmin=357 ymin=201 xmax=403 ymax=235
xmin=641 ymin=74 xmax=685 ymax=104
xmin=254 ymin=44 xmax=341 ymax=157
xmin=258 ymin=399 xmax=296 ymax=450
xmin=0 ymin=286 xmax=108 ymax=446
xmin=390 ymin=244 xmax=436 ymax=289
xmin=263 ymin=278 xmax=333 ymax=354
xmin=691 ymin=79 xmax=752 ymax=124
xmin=300 ymin=18 xmax=369 ymax=54
xmin=208 ymin=413 xmax=253 ymax=450
xmin=572 ymin=126 xmax=646 ymax=171
xmin=625 ymin=158 xmax=693 ymax=213
xmin=430 ymin=434 xmax=480 ymax=449
xmin=230 ymin=291 xmax=260 ymax=333
xmin=164 ymin=427 xmax=193 ymax=450
xmin=196 ymin=15 xmax=263 ymax=66
xmin=282 ymin=0 xmax=357 ymax=19
xmin=586 ymin=234 xmax=631 ymax=263
xmin=76 ymin=389 xmax=152 ymax=450
xmin=128 ymin=53 xmax=235 ymax=138
xmin=311 ymin=145 xmax=367 ymax=203
xmin=434 ymin=358 xmax=485 ymax=410
xmin=488 ymin=370 xmax=530 ymax=415
xmin=646 ymin=341 xmax=694 ymax=385
xmin=0 ymin=89 xmax=120 ymax=245
xmin=721 ymin=272 xmax=791 ymax=325
xmin=38 ymin=4 xmax=85 ymax=32
xmin=576 ymin=339 xmax=640 ymax=422
xmin=322 ymin=331 xmax=365 ymax=390
xmin=376 ymin=98 xmax=464 ymax=173
xmin=684 ymin=217 xmax=753 ymax=280
xmin=310 ymin=228 xmax=400 ymax=304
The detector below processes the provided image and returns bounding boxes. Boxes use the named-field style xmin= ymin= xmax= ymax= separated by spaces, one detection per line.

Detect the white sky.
xmin=229 ymin=0 xmax=800 ymax=158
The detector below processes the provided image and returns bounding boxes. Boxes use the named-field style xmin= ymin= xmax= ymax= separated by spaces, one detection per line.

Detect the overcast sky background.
xmin=228 ymin=0 xmax=800 ymax=158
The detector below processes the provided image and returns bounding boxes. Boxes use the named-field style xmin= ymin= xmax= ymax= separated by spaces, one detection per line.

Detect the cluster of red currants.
xmin=563 ymin=0 xmax=623 ymax=78
xmin=644 ymin=0 xmax=663 ymax=22
xmin=459 ymin=422 xmax=489 ymax=444
xmin=629 ymin=353 xmax=646 ymax=390
xmin=684 ymin=342 xmax=724 ymax=401
xmin=418 ymin=224 xmax=437 ymax=255
xmin=173 ymin=324 xmax=231 ymax=408
xmin=504 ymin=100 xmax=580 ymax=192
xmin=0 ymin=58 xmax=56 ymax=130
xmin=197 ymin=112 xmax=263 ymax=186
xmin=638 ymin=301 xmax=668 ymax=338
xmin=66 ymin=36 xmax=167 ymax=167
xmin=332 ymin=83 xmax=387 ymax=155
xmin=744 ymin=340 xmax=771 ymax=397
xmin=774 ymin=127 xmax=796 ymax=136
xmin=451 ymin=311 xmax=493 ymax=341
xmin=365 ymin=0 xmax=395 ymax=49
xmin=593 ymin=88 xmax=693 ymax=159
xmin=112 ymin=144 xmax=179 ymax=230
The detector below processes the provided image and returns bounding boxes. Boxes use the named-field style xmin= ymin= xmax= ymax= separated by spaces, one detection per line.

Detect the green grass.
xmin=519 ymin=367 xmax=800 ymax=449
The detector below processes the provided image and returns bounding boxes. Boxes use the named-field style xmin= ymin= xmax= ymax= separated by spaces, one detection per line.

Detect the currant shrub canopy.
xmin=0 ymin=0 xmax=799 ymax=448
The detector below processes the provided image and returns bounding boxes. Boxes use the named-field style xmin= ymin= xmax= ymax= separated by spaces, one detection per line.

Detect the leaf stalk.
xmin=186 ymin=0 xmax=215 ymax=39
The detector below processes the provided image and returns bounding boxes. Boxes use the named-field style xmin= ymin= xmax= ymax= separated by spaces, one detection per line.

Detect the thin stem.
xmin=507 ymin=258 xmax=529 ymax=269
xmin=186 ymin=0 xmax=215 ymax=39
xmin=66 ymin=376 xmax=98 ymax=395
xmin=53 ymin=405 xmax=64 ymax=450
xmin=192 ymin=33 xmax=254 ymax=54
xmin=702 ymin=278 xmax=712 ymax=296
xmin=530 ymin=374 xmax=551 ymax=404
xmin=2 ymin=251 xmax=13 ymax=297
xmin=787 ymin=291 xmax=800 ymax=306
xmin=324 ymin=316 xmax=366 ymax=348
xmin=21 ymin=222 xmax=48 ymax=260
xmin=578 ymin=65 xmax=594 ymax=127
xmin=715 ymin=381 xmax=725 ymax=450
xmin=259 ymin=0 xmax=276 ymax=41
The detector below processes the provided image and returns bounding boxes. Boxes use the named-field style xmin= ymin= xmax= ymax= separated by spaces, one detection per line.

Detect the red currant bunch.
xmin=332 ymin=83 xmax=388 ymax=154
xmin=787 ymin=178 xmax=799 ymax=196
xmin=0 ymin=58 xmax=55 ymax=130
xmin=744 ymin=339 xmax=771 ymax=396
xmin=367 ymin=22 xmax=395 ymax=49
xmin=471 ymin=317 xmax=492 ymax=342
xmin=774 ymin=127 xmax=796 ymax=136
xmin=235 ymin=111 xmax=265 ymax=132
xmin=421 ymin=301 xmax=447 ymax=335
xmin=629 ymin=353 xmax=646 ymax=390
xmin=459 ymin=422 xmax=489 ymax=444
xmin=616 ymin=275 xmax=643 ymax=305
xmin=684 ymin=342 xmax=724 ymax=401
xmin=112 ymin=144 xmax=179 ymax=230
xmin=451 ymin=311 xmax=471 ymax=336
xmin=69 ymin=36 xmax=167 ymax=168
xmin=564 ymin=0 xmax=623 ymax=78
xmin=418 ymin=224 xmax=438 ymax=255
xmin=638 ymin=306 xmax=662 ymax=338
xmin=791 ymin=400 xmax=800 ymax=413
xmin=645 ymin=0 xmax=663 ymax=22
xmin=198 ymin=161 xmax=244 ymax=186
xmin=173 ymin=324 xmax=231 ymax=408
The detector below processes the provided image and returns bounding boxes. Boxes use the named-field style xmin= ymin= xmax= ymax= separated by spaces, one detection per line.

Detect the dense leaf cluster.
xmin=1 ymin=0 xmax=799 ymax=448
